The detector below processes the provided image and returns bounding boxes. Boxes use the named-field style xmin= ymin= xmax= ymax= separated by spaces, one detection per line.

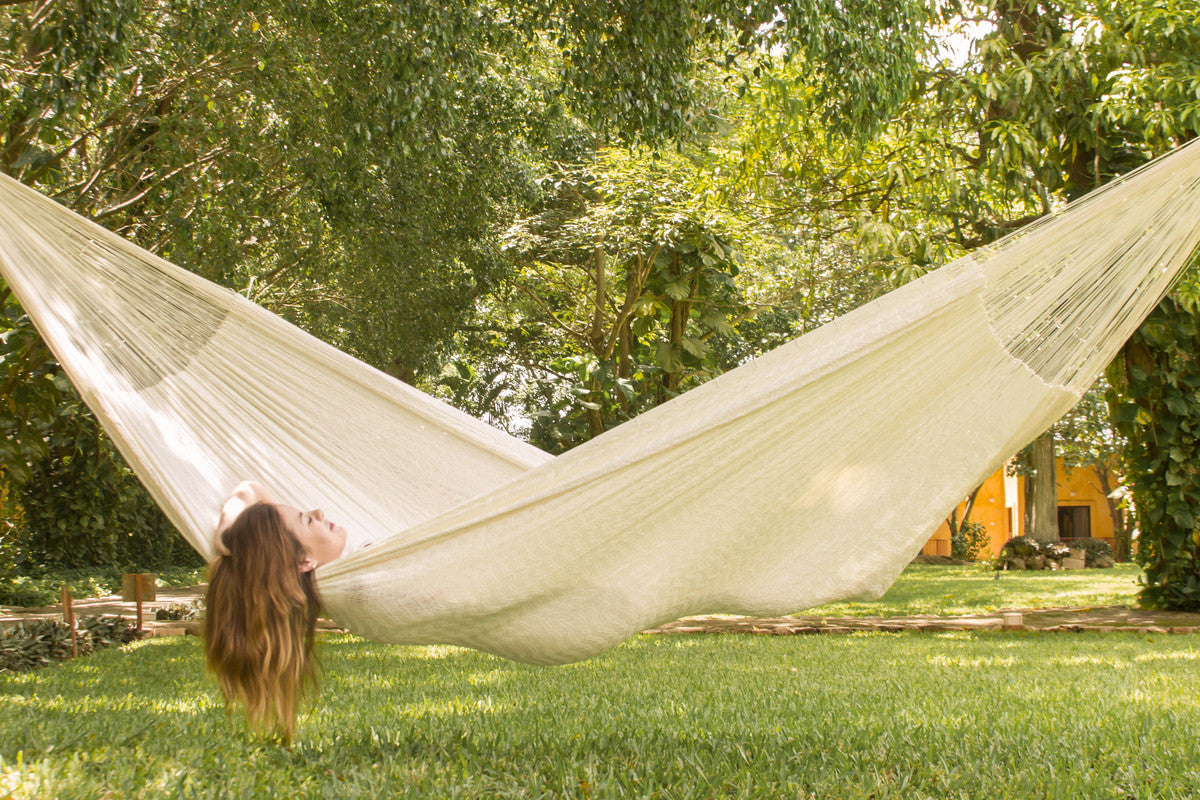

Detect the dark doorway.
xmin=1058 ymin=505 xmax=1091 ymax=539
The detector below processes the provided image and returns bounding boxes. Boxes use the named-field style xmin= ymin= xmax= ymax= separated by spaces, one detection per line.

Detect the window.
xmin=1058 ymin=505 xmax=1091 ymax=539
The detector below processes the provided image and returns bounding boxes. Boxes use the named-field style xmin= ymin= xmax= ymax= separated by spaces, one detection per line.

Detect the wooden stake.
xmin=135 ymin=577 xmax=144 ymax=632
xmin=122 ymin=573 xmax=156 ymax=632
xmin=61 ymin=584 xmax=77 ymax=658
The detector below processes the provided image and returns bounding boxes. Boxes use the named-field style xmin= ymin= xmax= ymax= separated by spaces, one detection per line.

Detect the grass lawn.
xmin=4 ymin=625 xmax=1199 ymax=799
xmin=805 ymin=562 xmax=1144 ymax=617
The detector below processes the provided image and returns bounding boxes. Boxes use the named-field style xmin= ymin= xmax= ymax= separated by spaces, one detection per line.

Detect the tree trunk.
xmin=1095 ymin=464 xmax=1130 ymax=561
xmin=945 ymin=486 xmax=982 ymax=557
xmin=1027 ymin=431 xmax=1059 ymax=542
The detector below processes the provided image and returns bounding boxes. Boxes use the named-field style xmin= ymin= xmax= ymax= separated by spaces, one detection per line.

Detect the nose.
xmin=309 ymin=508 xmax=324 ymax=522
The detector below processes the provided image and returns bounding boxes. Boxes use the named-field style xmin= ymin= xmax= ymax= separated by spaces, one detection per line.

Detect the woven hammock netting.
xmin=3 ymin=142 xmax=1200 ymax=663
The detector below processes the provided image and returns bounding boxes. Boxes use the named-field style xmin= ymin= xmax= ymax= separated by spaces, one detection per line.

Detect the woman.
xmin=203 ymin=481 xmax=363 ymax=738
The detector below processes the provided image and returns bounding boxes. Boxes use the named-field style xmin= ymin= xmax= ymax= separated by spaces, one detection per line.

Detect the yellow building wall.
xmin=921 ymin=459 xmax=1115 ymax=558
xmin=922 ymin=468 xmax=1013 ymax=557
xmin=1056 ymin=464 xmax=1115 ymax=549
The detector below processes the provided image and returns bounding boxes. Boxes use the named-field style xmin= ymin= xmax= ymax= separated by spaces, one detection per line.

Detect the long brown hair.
xmin=204 ymin=502 xmax=320 ymax=739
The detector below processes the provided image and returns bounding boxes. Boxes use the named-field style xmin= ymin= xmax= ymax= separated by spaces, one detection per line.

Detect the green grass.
xmin=4 ymin=630 xmax=1200 ymax=798
xmin=804 ymin=562 xmax=1144 ymax=617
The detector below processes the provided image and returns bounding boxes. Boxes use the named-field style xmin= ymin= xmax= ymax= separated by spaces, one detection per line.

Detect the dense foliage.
xmin=726 ymin=0 xmax=1200 ymax=539
xmin=3 ymin=0 xmax=1200 ymax=579
xmin=1 ymin=0 xmax=932 ymax=564
xmin=1108 ymin=297 xmax=1200 ymax=610
xmin=0 ymin=564 xmax=206 ymax=609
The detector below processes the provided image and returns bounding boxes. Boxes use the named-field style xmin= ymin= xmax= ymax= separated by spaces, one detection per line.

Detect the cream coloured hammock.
xmin=3 ymin=142 xmax=1200 ymax=664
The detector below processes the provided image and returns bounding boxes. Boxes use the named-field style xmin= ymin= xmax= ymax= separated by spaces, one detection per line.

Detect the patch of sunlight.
xmin=146 ymin=695 xmax=217 ymax=714
xmin=18 ymin=690 xmax=217 ymax=716
xmin=400 ymin=694 xmax=506 ymax=719
xmin=928 ymin=654 xmax=1016 ymax=668
xmin=0 ymin=672 xmax=43 ymax=687
xmin=466 ymin=669 xmax=506 ymax=688
xmin=1048 ymin=654 xmax=1121 ymax=668
xmin=122 ymin=637 xmax=172 ymax=652
xmin=0 ymin=766 xmax=22 ymax=797
xmin=20 ymin=692 xmax=154 ymax=714
xmin=0 ymin=757 xmax=47 ymax=800
xmin=1134 ymin=650 xmax=1200 ymax=663
xmin=340 ymin=672 xmax=402 ymax=691
xmin=397 ymin=645 xmax=470 ymax=661
xmin=0 ymin=695 xmax=51 ymax=709
xmin=335 ymin=647 xmax=390 ymax=661
xmin=317 ymin=632 xmax=361 ymax=644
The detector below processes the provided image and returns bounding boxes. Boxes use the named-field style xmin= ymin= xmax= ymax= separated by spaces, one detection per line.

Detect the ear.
xmin=299 ymin=557 xmax=318 ymax=574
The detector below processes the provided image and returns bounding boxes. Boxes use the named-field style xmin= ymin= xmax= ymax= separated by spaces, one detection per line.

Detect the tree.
xmin=0 ymin=0 xmax=939 ymax=564
xmin=728 ymin=1 xmax=1200 ymax=555
xmin=1 ymin=0 xmax=548 ymax=565
xmin=1025 ymin=432 xmax=1060 ymax=542
xmin=1054 ymin=380 xmax=1131 ymax=559
xmin=444 ymin=146 xmax=773 ymax=450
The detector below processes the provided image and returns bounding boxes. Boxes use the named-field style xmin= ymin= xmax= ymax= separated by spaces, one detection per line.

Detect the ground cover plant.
xmin=3 ymin=630 xmax=1199 ymax=799
xmin=804 ymin=562 xmax=1142 ymax=618
xmin=0 ymin=616 xmax=141 ymax=672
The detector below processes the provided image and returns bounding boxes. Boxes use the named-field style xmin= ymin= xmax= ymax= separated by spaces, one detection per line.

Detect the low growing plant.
xmin=950 ymin=521 xmax=990 ymax=560
xmin=0 ymin=615 xmax=141 ymax=672
xmin=996 ymin=536 xmax=1072 ymax=570
xmin=155 ymin=600 xmax=204 ymax=621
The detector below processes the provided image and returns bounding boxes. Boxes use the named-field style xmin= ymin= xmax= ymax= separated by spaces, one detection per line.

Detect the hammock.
xmin=2 ymin=142 xmax=1200 ymax=664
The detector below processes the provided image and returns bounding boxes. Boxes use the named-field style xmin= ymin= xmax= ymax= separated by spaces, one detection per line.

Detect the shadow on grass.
xmin=5 ymin=630 xmax=1200 ymax=798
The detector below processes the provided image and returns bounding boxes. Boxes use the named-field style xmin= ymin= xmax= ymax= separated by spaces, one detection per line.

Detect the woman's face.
xmin=276 ymin=504 xmax=347 ymax=570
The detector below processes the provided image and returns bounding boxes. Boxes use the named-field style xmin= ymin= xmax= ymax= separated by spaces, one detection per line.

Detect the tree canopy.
xmin=4 ymin=0 xmax=1200 ymax=591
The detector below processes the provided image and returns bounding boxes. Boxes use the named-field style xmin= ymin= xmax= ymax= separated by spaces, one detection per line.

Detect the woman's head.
xmin=204 ymin=501 xmax=320 ymax=739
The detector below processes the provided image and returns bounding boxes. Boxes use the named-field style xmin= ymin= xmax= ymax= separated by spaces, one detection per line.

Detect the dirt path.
xmin=7 ymin=587 xmax=1200 ymax=637
xmin=0 ymin=585 xmax=210 ymax=636
xmin=648 ymin=606 xmax=1200 ymax=636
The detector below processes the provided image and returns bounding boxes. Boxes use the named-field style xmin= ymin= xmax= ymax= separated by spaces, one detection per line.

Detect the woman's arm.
xmin=214 ymin=481 xmax=275 ymax=554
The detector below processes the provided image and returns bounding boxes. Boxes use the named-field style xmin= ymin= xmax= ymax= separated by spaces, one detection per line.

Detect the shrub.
xmin=4 ymin=373 xmax=200 ymax=574
xmin=1042 ymin=542 xmax=1071 ymax=562
xmin=995 ymin=536 xmax=1115 ymax=570
xmin=951 ymin=521 xmax=990 ymax=561
xmin=0 ymin=615 xmax=142 ymax=672
xmin=0 ymin=572 xmax=116 ymax=607
xmin=996 ymin=536 xmax=1072 ymax=569
xmin=0 ymin=485 xmax=24 ymax=583
xmin=1064 ymin=537 xmax=1114 ymax=567
xmin=997 ymin=536 xmax=1040 ymax=564
xmin=155 ymin=600 xmax=204 ymax=621
xmin=0 ymin=565 xmax=206 ymax=607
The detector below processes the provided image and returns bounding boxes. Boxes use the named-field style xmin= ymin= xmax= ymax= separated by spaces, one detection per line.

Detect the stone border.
xmin=646 ymin=606 xmax=1200 ymax=637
